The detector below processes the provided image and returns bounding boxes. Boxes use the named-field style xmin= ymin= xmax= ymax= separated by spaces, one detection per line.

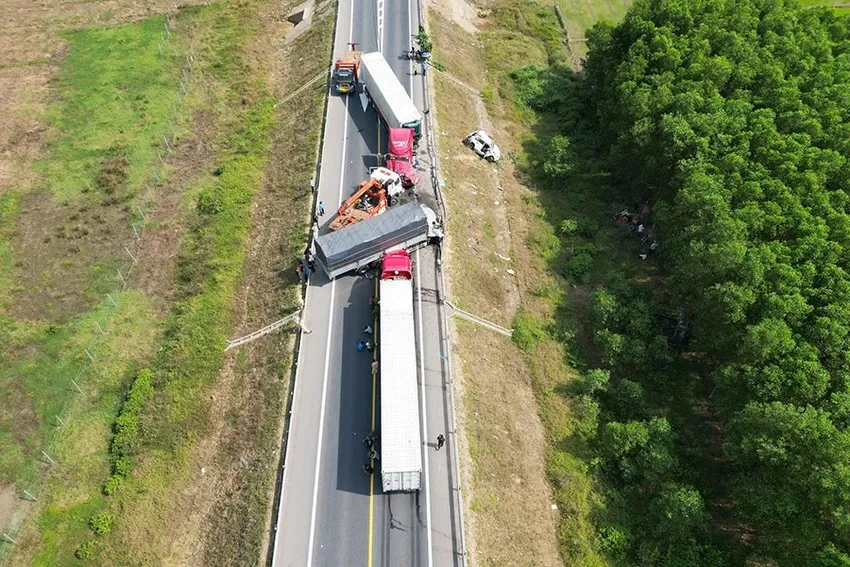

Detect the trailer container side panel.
xmin=379 ymin=278 xmax=422 ymax=491
xmin=360 ymin=52 xmax=422 ymax=134
xmin=314 ymin=202 xmax=430 ymax=275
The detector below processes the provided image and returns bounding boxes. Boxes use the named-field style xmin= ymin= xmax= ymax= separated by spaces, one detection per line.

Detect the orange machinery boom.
xmin=328 ymin=178 xmax=388 ymax=231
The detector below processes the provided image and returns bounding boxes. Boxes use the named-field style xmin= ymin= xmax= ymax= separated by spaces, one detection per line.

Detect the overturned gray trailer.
xmin=314 ymin=202 xmax=443 ymax=279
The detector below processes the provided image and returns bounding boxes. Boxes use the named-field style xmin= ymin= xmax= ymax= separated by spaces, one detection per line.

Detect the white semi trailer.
xmin=360 ymin=51 xmax=423 ymax=139
xmin=378 ymin=250 xmax=422 ymax=492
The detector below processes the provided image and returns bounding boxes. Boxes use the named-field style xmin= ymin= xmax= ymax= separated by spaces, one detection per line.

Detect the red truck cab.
xmin=386 ymin=128 xmax=420 ymax=188
xmin=381 ymin=250 xmax=412 ymax=280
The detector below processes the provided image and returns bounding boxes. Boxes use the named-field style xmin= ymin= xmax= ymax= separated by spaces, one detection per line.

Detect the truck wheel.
xmin=389 ymin=196 xmax=398 ymax=207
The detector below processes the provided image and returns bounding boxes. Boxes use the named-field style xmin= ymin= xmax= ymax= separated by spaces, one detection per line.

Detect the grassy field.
xmin=556 ymin=0 xmax=631 ymax=59
xmin=0 ymin=13 xmax=180 ymax=488
xmin=801 ymin=0 xmax=850 ymax=15
xmin=1 ymin=0 xmax=331 ymax=563
xmin=0 ymin=14 xmax=186 ymax=561
xmin=429 ymin=0 xmax=630 ymax=565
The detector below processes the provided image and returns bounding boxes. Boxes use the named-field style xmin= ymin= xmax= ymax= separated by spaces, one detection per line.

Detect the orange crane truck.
xmin=328 ymin=167 xmax=403 ymax=232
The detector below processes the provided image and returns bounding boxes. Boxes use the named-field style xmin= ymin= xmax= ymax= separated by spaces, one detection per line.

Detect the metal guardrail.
xmin=446 ymin=301 xmax=513 ymax=337
xmin=224 ymin=309 xmax=304 ymax=351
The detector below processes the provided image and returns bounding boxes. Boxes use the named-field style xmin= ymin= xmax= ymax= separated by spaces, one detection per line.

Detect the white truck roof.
xmin=360 ymin=52 xmax=422 ymax=129
xmin=379 ymin=278 xmax=422 ymax=491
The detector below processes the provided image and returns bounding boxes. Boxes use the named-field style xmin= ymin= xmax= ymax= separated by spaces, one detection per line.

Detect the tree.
xmin=725 ymin=402 xmax=850 ymax=558
xmin=542 ymin=135 xmax=577 ymax=178
xmin=599 ymin=417 xmax=677 ymax=485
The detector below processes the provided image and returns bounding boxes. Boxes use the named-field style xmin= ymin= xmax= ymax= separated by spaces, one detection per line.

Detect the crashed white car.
xmin=463 ymin=130 xmax=501 ymax=162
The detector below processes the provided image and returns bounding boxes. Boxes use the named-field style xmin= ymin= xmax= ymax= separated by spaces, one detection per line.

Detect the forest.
xmin=515 ymin=0 xmax=850 ymax=564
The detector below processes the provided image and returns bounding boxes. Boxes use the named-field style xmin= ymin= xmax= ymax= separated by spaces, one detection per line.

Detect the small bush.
xmin=574 ymin=243 xmax=597 ymax=258
xmin=415 ymin=28 xmax=433 ymax=53
xmin=89 ymin=512 xmax=114 ymax=535
xmin=566 ymin=252 xmax=594 ymax=282
xmin=597 ymin=524 xmax=630 ymax=560
xmin=512 ymin=311 xmax=548 ymax=352
xmin=102 ymin=474 xmax=123 ymax=495
xmin=197 ymin=188 xmax=224 ymax=215
xmin=580 ymin=368 xmax=610 ymax=395
xmin=574 ymin=395 xmax=600 ymax=439
xmin=75 ymin=540 xmax=96 ymax=560
xmin=528 ymin=225 xmax=561 ymax=261
xmin=559 ymin=219 xmax=578 ymax=235
xmin=577 ymin=218 xmax=600 ymax=237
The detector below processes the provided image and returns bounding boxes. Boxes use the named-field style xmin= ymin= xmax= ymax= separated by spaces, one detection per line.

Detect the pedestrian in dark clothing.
xmin=363 ymin=464 xmax=374 ymax=475
xmin=318 ymin=201 xmax=325 ymax=216
xmin=313 ymin=214 xmax=319 ymax=225
xmin=307 ymin=257 xmax=316 ymax=272
xmin=296 ymin=264 xmax=304 ymax=282
xmin=303 ymin=263 xmax=312 ymax=279
xmin=310 ymin=178 xmax=315 ymax=194
xmin=369 ymin=449 xmax=380 ymax=461
xmin=365 ymin=341 xmax=374 ymax=352
xmin=436 ymin=434 xmax=445 ymax=450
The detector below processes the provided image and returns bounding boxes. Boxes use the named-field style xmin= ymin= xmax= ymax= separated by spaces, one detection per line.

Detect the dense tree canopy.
xmin=579 ymin=0 xmax=850 ymax=562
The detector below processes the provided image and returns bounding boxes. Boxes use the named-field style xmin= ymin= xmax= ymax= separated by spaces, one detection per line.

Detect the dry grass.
xmin=429 ymin=3 xmax=564 ymax=566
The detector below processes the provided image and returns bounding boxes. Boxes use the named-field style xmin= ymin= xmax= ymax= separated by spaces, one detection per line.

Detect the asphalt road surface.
xmin=271 ymin=0 xmax=463 ymax=564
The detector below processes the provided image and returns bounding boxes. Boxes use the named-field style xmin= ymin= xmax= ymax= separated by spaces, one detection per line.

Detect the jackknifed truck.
xmin=360 ymin=52 xmax=423 ymax=139
xmin=377 ymin=249 xmax=422 ymax=492
xmin=313 ymin=202 xmax=443 ymax=279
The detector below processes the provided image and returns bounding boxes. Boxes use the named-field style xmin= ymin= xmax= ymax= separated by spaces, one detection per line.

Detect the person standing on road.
xmin=318 ymin=201 xmax=325 ymax=216
xmin=310 ymin=178 xmax=315 ymax=195
xmin=436 ymin=434 xmax=445 ymax=451
xmin=363 ymin=463 xmax=373 ymax=475
xmin=363 ymin=324 xmax=373 ymax=335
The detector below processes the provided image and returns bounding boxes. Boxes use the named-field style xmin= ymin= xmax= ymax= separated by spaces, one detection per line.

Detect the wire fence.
xmin=0 ymin=12 xmax=197 ymax=562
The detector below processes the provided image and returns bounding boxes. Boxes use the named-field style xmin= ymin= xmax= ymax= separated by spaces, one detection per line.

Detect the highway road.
xmin=271 ymin=0 xmax=463 ymax=564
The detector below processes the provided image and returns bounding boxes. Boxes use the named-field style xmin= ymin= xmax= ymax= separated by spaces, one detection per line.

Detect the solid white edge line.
xmin=305 ymin=0 xmax=355 ymax=564
xmin=270 ymin=0 xmax=347 ymax=561
xmin=271 ymin=282 xmax=313 ymax=567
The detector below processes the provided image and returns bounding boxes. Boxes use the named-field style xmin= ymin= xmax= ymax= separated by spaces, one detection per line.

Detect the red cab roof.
xmin=388 ymin=127 xmax=414 ymax=158
xmin=381 ymin=249 xmax=412 ymax=279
